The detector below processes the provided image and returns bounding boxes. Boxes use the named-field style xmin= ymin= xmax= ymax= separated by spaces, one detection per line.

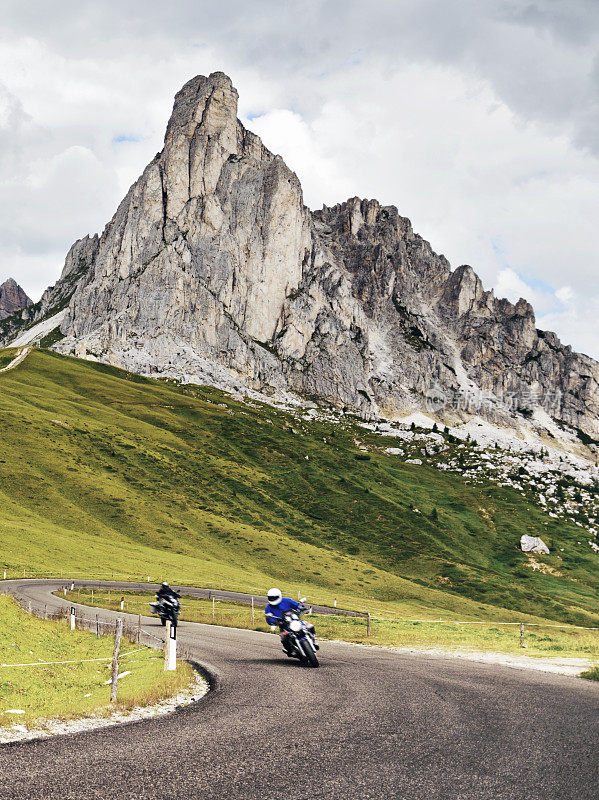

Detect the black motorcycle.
xmin=150 ymin=595 xmax=180 ymax=627
xmin=280 ymin=608 xmax=319 ymax=667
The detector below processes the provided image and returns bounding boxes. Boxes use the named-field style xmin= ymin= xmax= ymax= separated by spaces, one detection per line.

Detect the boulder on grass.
xmin=520 ymin=535 xmax=550 ymax=555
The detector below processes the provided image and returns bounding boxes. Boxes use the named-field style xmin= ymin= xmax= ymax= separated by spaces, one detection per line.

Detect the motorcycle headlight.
xmin=289 ymin=619 xmax=303 ymax=633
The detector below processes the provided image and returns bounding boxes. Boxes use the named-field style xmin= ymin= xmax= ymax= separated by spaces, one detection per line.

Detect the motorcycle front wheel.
xmin=301 ymin=638 xmax=319 ymax=668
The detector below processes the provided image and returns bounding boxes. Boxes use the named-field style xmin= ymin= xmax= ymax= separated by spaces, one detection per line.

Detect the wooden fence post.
xmin=110 ymin=619 xmax=123 ymax=702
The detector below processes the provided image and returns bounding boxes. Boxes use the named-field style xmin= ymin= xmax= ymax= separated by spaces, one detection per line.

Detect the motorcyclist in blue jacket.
xmin=265 ymin=588 xmax=305 ymax=654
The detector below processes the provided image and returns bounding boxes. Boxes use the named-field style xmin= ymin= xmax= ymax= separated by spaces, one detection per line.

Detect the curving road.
xmin=1 ymin=579 xmax=597 ymax=800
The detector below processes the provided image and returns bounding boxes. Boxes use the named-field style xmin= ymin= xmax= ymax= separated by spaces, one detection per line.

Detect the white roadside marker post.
xmin=367 ymin=612 xmax=371 ymax=637
xmin=70 ymin=606 xmax=76 ymax=631
xmin=212 ymin=596 xmax=215 ymax=619
xmin=96 ymin=614 xmax=100 ymax=638
xmin=520 ymin=622 xmax=525 ymax=647
xmin=110 ymin=619 xmax=123 ymax=702
xmin=120 ymin=597 xmax=124 ymax=611
xmin=164 ymin=620 xmax=177 ymax=671
xmin=251 ymin=596 xmax=255 ymax=624
xmin=3 ymin=570 xmax=6 ymax=580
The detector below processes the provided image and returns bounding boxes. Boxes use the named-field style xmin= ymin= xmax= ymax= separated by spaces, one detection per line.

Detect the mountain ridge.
xmin=3 ymin=71 xmax=598 ymax=449
xmin=0 ymin=278 xmax=32 ymax=320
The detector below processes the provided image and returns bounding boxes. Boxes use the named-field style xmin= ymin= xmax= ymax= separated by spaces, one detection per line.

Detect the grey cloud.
xmin=3 ymin=1 xmax=599 ymax=151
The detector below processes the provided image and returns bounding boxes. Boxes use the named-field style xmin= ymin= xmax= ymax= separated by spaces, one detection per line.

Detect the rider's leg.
xmin=280 ymin=630 xmax=292 ymax=654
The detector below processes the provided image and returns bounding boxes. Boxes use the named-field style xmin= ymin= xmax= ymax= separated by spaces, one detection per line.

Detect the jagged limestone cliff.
xmin=0 ymin=278 xmax=31 ymax=320
xmin=6 ymin=71 xmax=598 ymax=443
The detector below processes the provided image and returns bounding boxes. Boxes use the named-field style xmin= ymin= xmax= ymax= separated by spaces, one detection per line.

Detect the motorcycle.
xmin=280 ymin=607 xmax=319 ymax=667
xmin=150 ymin=595 xmax=180 ymax=628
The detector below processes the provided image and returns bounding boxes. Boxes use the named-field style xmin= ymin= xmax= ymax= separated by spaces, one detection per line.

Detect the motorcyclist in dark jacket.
xmin=156 ymin=582 xmax=180 ymax=601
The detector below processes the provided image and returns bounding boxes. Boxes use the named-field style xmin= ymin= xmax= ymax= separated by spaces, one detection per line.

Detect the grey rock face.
xmin=0 ymin=236 xmax=98 ymax=345
xmin=0 ymin=278 xmax=32 ymax=320
xmin=33 ymin=71 xmax=597 ymax=443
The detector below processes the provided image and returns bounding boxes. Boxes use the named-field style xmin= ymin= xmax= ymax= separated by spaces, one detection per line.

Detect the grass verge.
xmin=0 ymin=594 xmax=194 ymax=729
xmin=579 ymin=665 xmax=599 ymax=681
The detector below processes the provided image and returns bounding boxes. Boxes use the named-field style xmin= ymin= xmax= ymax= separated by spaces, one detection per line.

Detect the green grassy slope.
xmin=0 ymin=348 xmax=17 ymax=371
xmin=0 ymin=349 xmax=597 ymax=626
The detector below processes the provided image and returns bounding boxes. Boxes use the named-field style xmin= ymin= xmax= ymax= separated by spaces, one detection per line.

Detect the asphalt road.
xmin=0 ymin=580 xmax=597 ymax=800
xmin=35 ymin=578 xmax=368 ymax=618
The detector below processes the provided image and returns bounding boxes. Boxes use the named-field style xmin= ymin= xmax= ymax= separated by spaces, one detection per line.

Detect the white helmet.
xmin=267 ymin=587 xmax=282 ymax=606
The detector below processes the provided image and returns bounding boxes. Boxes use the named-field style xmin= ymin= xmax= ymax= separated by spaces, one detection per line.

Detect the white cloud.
xmin=495 ymin=269 xmax=537 ymax=305
xmin=555 ymin=285 xmax=575 ymax=305
xmin=244 ymin=109 xmax=354 ymax=206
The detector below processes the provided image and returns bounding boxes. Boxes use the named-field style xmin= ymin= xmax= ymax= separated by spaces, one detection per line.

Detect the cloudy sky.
xmin=1 ymin=0 xmax=598 ymax=357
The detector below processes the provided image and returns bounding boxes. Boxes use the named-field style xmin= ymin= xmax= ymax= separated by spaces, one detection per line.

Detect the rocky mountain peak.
xmin=0 ymin=278 xmax=32 ymax=320
xmin=5 ymin=72 xmax=597 ymax=452
xmin=165 ymin=72 xmax=238 ymax=144
xmin=443 ymin=265 xmax=485 ymax=317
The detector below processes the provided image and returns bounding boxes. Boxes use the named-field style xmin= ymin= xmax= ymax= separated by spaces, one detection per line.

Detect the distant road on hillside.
xmin=0 ymin=346 xmax=31 ymax=374
xmin=1 ymin=579 xmax=597 ymax=800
